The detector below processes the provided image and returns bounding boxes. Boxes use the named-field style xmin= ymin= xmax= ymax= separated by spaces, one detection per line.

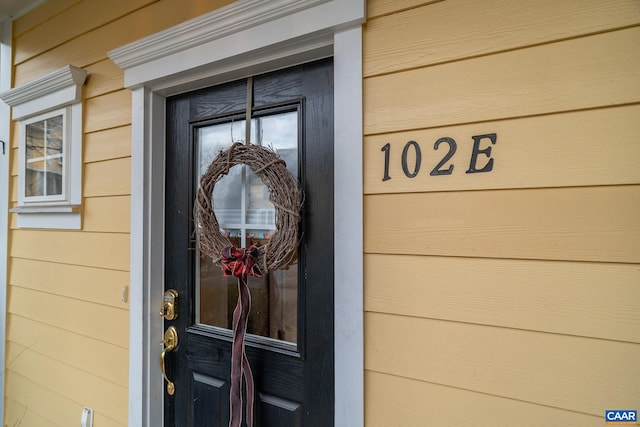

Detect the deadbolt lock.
xmin=160 ymin=289 xmax=179 ymax=320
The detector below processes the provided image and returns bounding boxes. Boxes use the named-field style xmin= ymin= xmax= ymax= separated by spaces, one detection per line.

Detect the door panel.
xmin=258 ymin=394 xmax=302 ymax=426
xmin=191 ymin=373 xmax=228 ymax=426
xmin=164 ymin=58 xmax=334 ymax=426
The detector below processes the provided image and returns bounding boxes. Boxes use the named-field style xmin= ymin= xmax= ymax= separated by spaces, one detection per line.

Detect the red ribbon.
xmin=221 ymin=245 xmax=262 ymax=427
xmin=221 ymin=246 xmax=263 ymax=279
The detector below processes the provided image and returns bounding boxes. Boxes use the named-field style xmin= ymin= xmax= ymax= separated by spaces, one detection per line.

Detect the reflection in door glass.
xmin=196 ymin=112 xmax=299 ymax=344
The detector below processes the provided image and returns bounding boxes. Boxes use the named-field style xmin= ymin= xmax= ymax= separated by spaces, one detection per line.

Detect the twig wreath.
xmin=193 ymin=141 xmax=302 ymax=427
xmin=194 ymin=141 xmax=302 ymax=272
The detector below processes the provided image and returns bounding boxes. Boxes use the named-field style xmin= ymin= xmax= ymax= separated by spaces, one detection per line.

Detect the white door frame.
xmin=0 ymin=16 xmax=13 ymax=424
xmin=109 ymin=1 xmax=365 ymax=425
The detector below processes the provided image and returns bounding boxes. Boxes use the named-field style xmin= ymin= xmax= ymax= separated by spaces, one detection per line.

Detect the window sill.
xmin=10 ymin=205 xmax=82 ymax=229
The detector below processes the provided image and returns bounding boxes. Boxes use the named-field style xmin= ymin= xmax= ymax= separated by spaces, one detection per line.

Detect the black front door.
xmin=164 ymin=58 xmax=334 ymax=426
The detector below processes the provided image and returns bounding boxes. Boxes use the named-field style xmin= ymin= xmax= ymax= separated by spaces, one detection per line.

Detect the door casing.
xmin=109 ymin=1 xmax=364 ymax=426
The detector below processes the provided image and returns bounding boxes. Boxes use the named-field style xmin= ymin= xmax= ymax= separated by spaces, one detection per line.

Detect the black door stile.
xmin=164 ymin=59 xmax=334 ymax=427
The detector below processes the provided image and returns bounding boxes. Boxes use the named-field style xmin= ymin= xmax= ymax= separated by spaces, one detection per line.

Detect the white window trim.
xmin=0 ymin=64 xmax=86 ymax=229
xmin=108 ymin=0 xmax=364 ymax=425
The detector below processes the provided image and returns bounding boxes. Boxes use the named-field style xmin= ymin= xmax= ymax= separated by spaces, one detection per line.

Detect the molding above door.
xmin=109 ymin=1 xmax=364 ymax=426
xmin=109 ymin=0 xmax=331 ymax=70
xmin=109 ymin=0 xmax=365 ymax=92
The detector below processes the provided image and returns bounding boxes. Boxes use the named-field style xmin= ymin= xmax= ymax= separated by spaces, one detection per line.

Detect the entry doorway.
xmin=163 ymin=59 xmax=334 ymax=426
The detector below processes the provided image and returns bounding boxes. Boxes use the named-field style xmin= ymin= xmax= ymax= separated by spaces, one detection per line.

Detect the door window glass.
xmin=195 ymin=111 xmax=299 ymax=344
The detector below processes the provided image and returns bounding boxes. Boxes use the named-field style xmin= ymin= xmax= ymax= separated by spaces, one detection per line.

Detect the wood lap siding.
xmin=363 ymin=0 xmax=640 ymax=425
xmin=365 ymin=186 xmax=640 ymax=263
xmin=364 ymin=26 xmax=640 ymax=134
xmin=364 ymin=105 xmax=640 ymax=193
xmin=12 ymin=0 xmax=234 ymax=86
xmin=365 ymin=371 xmax=604 ymax=427
xmin=365 ymin=254 xmax=640 ymax=343
xmin=364 ymin=0 xmax=640 ymax=76
xmin=4 ymin=0 xmax=233 ymax=426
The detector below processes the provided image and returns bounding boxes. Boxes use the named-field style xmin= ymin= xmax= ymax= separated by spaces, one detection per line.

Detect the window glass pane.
xmin=213 ymin=163 xmax=243 ymax=230
xmin=199 ymin=121 xmax=245 ymax=232
xmin=25 ymin=162 xmax=44 ymax=197
xmin=196 ymin=111 xmax=299 ymax=344
xmin=246 ymin=112 xmax=298 ymax=229
xmin=257 ymin=112 xmax=298 ymax=176
xmin=26 ymin=121 xmax=44 ymax=162
xmin=46 ymin=159 xmax=63 ymax=195
xmin=46 ymin=115 xmax=63 ymax=157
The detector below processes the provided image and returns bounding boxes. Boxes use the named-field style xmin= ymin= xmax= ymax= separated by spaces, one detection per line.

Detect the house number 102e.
xmin=380 ymin=133 xmax=497 ymax=181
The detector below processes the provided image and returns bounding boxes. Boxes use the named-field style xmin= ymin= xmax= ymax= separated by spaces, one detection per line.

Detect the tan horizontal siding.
xmin=12 ymin=0 xmax=79 ymax=37
xmin=84 ymin=196 xmax=131 ymax=233
xmin=9 ymin=175 xmax=16 ymax=202
xmin=84 ymin=90 xmax=132 ymax=133
xmin=85 ymin=59 xmax=126 ymax=99
xmin=9 ymin=258 xmax=129 ymax=308
xmin=364 ymin=185 xmax=640 ymax=263
xmin=367 ymin=0 xmax=439 ymax=19
xmin=84 ymin=126 xmax=131 ymax=163
xmin=10 ymin=230 xmax=130 ymax=270
xmin=9 ymin=120 xmax=17 ymax=149
xmin=5 ymin=374 xmax=124 ymax=427
xmin=14 ymin=0 xmax=154 ymax=65
xmin=6 ymin=373 xmax=86 ymax=427
xmin=13 ymin=0 xmax=234 ymax=86
xmin=84 ymin=157 xmax=132 ymax=197
xmin=6 ymin=342 xmax=128 ymax=424
xmin=365 ymin=254 xmax=640 ymax=343
xmin=365 ymin=371 xmax=602 ymax=427
xmin=362 ymin=0 xmax=640 ymax=424
xmin=365 ymin=312 xmax=640 ymax=416
xmin=6 ymin=373 xmax=85 ymax=427
xmin=85 ymin=412 xmax=126 ymax=427
xmin=5 ymin=396 xmax=61 ymax=427
xmin=7 ymin=315 xmax=128 ymax=388
xmin=364 ymin=0 xmax=640 ymax=76
xmin=364 ymin=26 xmax=640 ymax=134
xmin=8 ymin=286 xmax=128 ymax=348
xmin=364 ymin=105 xmax=640 ymax=194
xmin=10 ymin=146 xmax=17 ymax=175
xmin=84 ymin=411 xmax=126 ymax=427
xmin=2 ymin=187 xmax=131 ymax=227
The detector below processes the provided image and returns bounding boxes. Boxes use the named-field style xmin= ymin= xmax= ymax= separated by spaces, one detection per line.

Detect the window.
xmin=0 ymin=65 xmax=86 ymax=229
xmin=22 ymin=109 xmax=67 ymax=202
xmin=195 ymin=111 xmax=300 ymax=343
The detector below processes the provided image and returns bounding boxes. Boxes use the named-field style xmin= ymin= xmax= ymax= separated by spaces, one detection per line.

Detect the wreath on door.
xmin=194 ymin=141 xmax=302 ymax=427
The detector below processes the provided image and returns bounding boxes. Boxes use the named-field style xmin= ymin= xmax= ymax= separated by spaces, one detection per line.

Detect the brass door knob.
xmin=160 ymin=326 xmax=178 ymax=395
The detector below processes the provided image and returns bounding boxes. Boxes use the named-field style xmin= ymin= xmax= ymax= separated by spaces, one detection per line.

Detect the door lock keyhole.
xmin=160 ymin=289 xmax=178 ymax=320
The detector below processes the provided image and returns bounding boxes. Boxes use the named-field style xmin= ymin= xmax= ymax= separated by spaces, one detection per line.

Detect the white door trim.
xmin=109 ymin=1 xmax=364 ymax=425
xmin=0 ymin=17 xmax=13 ymax=424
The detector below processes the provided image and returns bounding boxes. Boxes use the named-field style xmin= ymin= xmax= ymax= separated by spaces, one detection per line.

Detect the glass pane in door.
xmin=196 ymin=111 xmax=299 ymax=344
